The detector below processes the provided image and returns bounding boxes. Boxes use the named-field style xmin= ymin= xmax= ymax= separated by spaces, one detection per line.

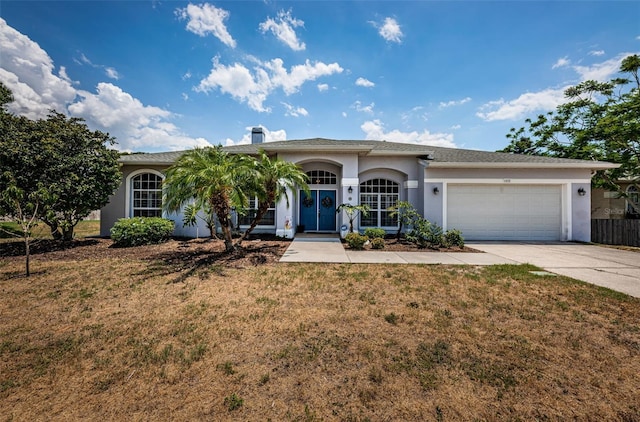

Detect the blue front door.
xmin=318 ymin=190 xmax=336 ymax=231
xmin=299 ymin=190 xmax=336 ymax=232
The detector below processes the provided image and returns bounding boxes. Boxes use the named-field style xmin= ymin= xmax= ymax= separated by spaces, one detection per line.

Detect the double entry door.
xmin=299 ymin=190 xmax=336 ymax=232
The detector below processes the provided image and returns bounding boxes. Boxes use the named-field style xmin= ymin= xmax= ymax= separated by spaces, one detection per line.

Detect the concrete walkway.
xmin=280 ymin=237 xmax=640 ymax=298
xmin=279 ymin=237 xmax=515 ymax=265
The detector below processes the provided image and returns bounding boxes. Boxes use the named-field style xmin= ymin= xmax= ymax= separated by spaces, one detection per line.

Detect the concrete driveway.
xmin=470 ymin=243 xmax=640 ymax=298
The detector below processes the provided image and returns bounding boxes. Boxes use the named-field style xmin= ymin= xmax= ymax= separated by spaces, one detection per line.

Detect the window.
xmin=238 ymin=197 xmax=276 ymax=226
xmin=627 ymin=185 xmax=639 ymax=218
xmin=307 ymin=170 xmax=337 ymax=185
xmin=131 ymin=172 xmax=163 ymax=217
xmin=359 ymin=178 xmax=399 ymax=227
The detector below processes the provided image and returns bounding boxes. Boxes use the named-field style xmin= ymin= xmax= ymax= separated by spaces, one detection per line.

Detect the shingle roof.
xmin=119 ymin=138 xmax=617 ymax=169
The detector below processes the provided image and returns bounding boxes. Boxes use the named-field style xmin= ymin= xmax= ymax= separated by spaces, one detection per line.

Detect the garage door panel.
xmin=447 ymin=184 xmax=562 ymax=241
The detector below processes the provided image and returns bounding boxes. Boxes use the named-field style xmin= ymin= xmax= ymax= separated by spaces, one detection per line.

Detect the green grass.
xmin=0 ymin=220 xmax=100 ymax=241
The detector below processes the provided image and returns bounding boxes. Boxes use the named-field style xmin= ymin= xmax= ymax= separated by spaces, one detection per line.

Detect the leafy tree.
xmin=500 ymin=54 xmax=640 ymax=213
xmin=35 ymin=112 xmax=122 ymax=240
xmin=0 ymin=84 xmax=121 ymax=241
xmin=336 ymin=203 xmax=370 ymax=233
xmin=237 ymin=150 xmax=309 ymax=244
xmin=163 ymin=146 xmax=252 ymax=252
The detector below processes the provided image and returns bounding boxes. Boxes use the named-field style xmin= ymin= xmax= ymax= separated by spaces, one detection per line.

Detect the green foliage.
xmin=363 ymin=227 xmax=386 ymax=239
xmin=163 ymin=146 xmax=251 ymax=251
xmin=337 ymin=203 xmax=370 ymax=232
xmin=387 ymin=201 xmax=421 ymax=239
xmin=345 ymin=232 xmax=369 ymax=250
xmin=370 ymin=237 xmax=385 ymax=249
xmin=0 ymin=101 xmax=121 ymax=241
xmin=238 ymin=149 xmax=309 ymax=243
xmin=406 ymin=218 xmax=444 ymax=249
xmin=442 ymin=229 xmax=465 ymax=248
xmin=110 ymin=217 xmax=174 ymax=247
xmin=224 ymin=393 xmax=244 ymax=411
xmin=500 ymin=54 xmax=640 ymax=212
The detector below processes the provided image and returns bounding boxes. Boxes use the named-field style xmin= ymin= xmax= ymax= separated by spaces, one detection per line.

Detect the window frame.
xmin=359 ymin=178 xmax=399 ymax=228
xmin=238 ymin=196 xmax=276 ymax=227
xmin=125 ymin=169 xmax=165 ymax=218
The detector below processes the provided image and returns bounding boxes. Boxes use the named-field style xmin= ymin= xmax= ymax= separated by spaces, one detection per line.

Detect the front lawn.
xmin=1 ymin=240 xmax=639 ymax=420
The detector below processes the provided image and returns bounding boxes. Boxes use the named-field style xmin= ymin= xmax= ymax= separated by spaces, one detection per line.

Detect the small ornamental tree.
xmin=387 ymin=201 xmax=421 ymax=239
xmin=336 ymin=203 xmax=370 ymax=233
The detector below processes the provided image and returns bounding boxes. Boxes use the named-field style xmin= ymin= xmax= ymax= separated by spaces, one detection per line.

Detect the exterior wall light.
xmin=433 ymin=187 xmax=439 ymax=195
xmin=348 ymin=186 xmax=353 ymax=194
xmin=578 ymin=187 xmax=586 ymax=196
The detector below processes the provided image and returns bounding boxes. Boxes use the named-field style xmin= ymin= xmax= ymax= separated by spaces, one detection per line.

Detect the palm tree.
xmin=163 ymin=146 xmax=251 ymax=252
xmin=237 ymin=150 xmax=309 ymax=244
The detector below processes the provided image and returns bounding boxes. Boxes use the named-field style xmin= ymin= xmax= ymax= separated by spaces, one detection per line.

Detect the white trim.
xmin=404 ymin=180 xmax=418 ymax=189
xmin=341 ymin=177 xmax=359 ymax=186
xmin=428 ymin=162 xmax=617 ymax=170
xmin=125 ymin=169 xmax=165 ymax=218
xmin=563 ymin=184 xmax=571 ymax=241
xmin=426 ymin=178 xmax=590 ymax=184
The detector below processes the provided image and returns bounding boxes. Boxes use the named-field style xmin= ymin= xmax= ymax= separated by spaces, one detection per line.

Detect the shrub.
xmin=370 ymin=237 xmax=385 ymax=249
xmin=364 ymin=227 xmax=386 ymax=239
xmin=345 ymin=232 xmax=369 ymax=250
xmin=110 ymin=217 xmax=174 ymax=247
xmin=442 ymin=229 xmax=465 ymax=248
xmin=406 ymin=217 xmax=443 ymax=249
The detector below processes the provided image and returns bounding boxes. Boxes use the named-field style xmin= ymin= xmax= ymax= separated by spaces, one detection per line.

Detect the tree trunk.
xmin=237 ymin=202 xmax=270 ymax=245
xmin=25 ymin=236 xmax=30 ymax=277
xmin=62 ymin=226 xmax=74 ymax=241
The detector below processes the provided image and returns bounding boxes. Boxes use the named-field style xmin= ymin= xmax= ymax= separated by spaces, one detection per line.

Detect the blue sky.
xmin=1 ymin=1 xmax=638 ymax=152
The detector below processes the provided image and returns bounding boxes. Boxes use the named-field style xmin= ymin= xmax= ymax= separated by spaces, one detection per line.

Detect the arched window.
xmin=130 ymin=172 xmax=163 ymax=217
xmin=359 ymin=178 xmax=399 ymax=227
xmin=307 ymin=170 xmax=337 ymax=185
xmin=627 ymin=185 xmax=639 ymax=218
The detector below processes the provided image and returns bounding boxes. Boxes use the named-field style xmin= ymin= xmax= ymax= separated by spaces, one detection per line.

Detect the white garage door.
xmin=447 ymin=184 xmax=562 ymax=241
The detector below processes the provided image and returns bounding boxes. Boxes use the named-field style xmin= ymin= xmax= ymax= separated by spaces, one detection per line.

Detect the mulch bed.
xmin=343 ymin=237 xmax=481 ymax=253
xmin=0 ymin=236 xmax=291 ymax=269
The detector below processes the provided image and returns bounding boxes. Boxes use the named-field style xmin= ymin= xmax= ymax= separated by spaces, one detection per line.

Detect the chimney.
xmin=251 ymin=127 xmax=265 ymax=144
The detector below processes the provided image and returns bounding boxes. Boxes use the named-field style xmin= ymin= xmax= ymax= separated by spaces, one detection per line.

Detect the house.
xmin=591 ymin=181 xmax=639 ymax=220
xmin=100 ymin=128 xmax=617 ymax=242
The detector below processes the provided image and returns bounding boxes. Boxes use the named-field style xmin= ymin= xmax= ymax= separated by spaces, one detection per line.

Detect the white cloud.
xmin=196 ymin=57 xmax=343 ymax=112
xmin=259 ymin=9 xmax=306 ymax=51
xmin=176 ymin=3 xmax=236 ymax=48
xmin=69 ymin=83 xmax=210 ymax=151
xmin=282 ymin=102 xmax=308 ymax=117
xmin=223 ymin=125 xmax=287 ymax=146
xmin=361 ymin=119 xmax=456 ymax=148
xmin=372 ymin=17 xmax=403 ymax=43
xmin=317 ymin=83 xmax=329 ymax=92
xmin=573 ymin=53 xmax=631 ymax=82
xmin=476 ymin=88 xmax=567 ymax=121
xmin=439 ymin=97 xmax=471 ymax=108
xmin=105 ymin=67 xmax=120 ymax=80
xmin=552 ymin=56 xmax=570 ymax=69
xmin=0 ymin=18 xmax=210 ymax=152
xmin=451 ymin=124 xmax=461 ymax=130
xmin=476 ymin=54 xmax=635 ymax=122
xmin=342 ymin=112 xmax=347 ymax=118
xmin=0 ymin=18 xmax=76 ymax=119
xmin=75 ymin=52 xmax=121 ymax=80
xmin=352 ymin=100 xmax=375 ymax=114
xmin=355 ymin=77 xmax=375 ymax=88
xmin=589 ymin=50 xmax=605 ymax=56
xmin=182 ymin=71 xmax=192 ymax=80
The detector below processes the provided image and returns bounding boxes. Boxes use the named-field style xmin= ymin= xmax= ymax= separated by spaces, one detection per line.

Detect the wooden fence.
xmin=591 ymin=219 xmax=640 ymax=247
